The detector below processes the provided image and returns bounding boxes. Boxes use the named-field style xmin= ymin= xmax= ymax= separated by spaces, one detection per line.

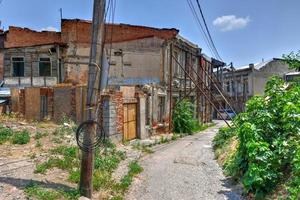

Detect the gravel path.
xmin=126 ymin=121 xmax=241 ymax=200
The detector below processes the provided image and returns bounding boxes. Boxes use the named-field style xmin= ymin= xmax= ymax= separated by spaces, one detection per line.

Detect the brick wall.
xmin=61 ymin=19 xmax=178 ymax=44
xmin=5 ymin=27 xmax=61 ymax=48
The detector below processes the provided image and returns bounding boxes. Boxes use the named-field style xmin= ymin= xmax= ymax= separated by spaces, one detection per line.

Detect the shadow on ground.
xmin=218 ymin=177 xmax=244 ymax=200
xmin=0 ymin=176 xmax=74 ymax=191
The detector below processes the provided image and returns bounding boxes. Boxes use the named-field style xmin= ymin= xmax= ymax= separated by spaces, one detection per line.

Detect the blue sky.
xmin=0 ymin=0 xmax=299 ymax=66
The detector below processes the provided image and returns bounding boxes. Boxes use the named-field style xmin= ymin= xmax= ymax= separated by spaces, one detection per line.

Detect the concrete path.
xmin=126 ymin=121 xmax=241 ymax=200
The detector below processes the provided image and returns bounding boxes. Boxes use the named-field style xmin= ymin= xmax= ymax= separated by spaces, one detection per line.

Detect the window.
xmin=39 ymin=58 xmax=51 ymax=76
xmin=12 ymin=57 xmax=24 ymax=77
xmin=226 ymin=81 xmax=230 ymax=93
xmin=158 ymin=96 xmax=165 ymax=123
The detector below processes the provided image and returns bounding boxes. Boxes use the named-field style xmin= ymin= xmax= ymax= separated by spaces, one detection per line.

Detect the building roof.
xmin=234 ymin=58 xmax=284 ymax=72
xmin=285 ymin=71 xmax=300 ymax=76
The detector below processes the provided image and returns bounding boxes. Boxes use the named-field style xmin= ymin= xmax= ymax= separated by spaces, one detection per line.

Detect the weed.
xmin=0 ymin=126 xmax=13 ymax=144
xmin=35 ymin=146 xmax=79 ymax=174
xmin=11 ymin=130 xmax=30 ymax=144
xmin=132 ymin=143 xmax=153 ymax=154
xmin=35 ymin=140 xmax=42 ymax=148
xmin=93 ymin=171 xmax=115 ymax=191
xmin=51 ymin=137 xmax=62 ymax=144
xmin=34 ymin=131 xmax=48 ymax=140
xmin=117 ymin=161 xmax=143 ymax=193
xmin=29 ymin=153 xmax=37 ymax=159
xmin=159 ymin=136 xmax=169 ymax=144
xmin=171 ymin=134 xmax=178 ymax=141
xmin=68 ymin=169 xmax=80 ymax=183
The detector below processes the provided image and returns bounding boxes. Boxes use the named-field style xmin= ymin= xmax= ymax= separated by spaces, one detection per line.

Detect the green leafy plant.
xmin=214 ymin=76 xmax=300 ymax=199
xmin=172 ymin=100 xmax=199 ymax=134
xmin=283 ymin=50 xmax=300 ymax=71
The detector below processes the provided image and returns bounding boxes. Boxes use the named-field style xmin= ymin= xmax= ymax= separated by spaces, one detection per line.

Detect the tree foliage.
xmin=283 ymin=50 xmax=300 ymax=71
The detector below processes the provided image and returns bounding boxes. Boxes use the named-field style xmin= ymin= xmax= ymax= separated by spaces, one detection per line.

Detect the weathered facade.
xmin=0 ymin=19 xmax=215 ymax=141
xmin=220 ymin=59 xmax=293 ymax=112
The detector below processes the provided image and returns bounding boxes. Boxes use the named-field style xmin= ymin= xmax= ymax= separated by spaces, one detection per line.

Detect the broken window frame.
xmin=11 ymin=57 xmax=25 ymax=77
xmin=39 ymin=57 xmax=52 ymax=77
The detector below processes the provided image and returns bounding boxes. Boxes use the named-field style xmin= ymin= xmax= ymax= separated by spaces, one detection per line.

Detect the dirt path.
xmin=126 ymin=121 xmax=241 ymax=200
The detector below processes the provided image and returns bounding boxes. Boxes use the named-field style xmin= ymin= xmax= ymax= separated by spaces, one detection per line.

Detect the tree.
xmin=283 ymin=50 xmax=300 ymax=71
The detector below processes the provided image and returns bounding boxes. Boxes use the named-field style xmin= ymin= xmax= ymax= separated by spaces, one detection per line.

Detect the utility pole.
xmin=79 ymin=0 xmax=106 ymax=198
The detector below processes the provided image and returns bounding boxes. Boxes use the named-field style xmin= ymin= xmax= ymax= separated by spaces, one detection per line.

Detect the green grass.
xmin=11 ymin=130 xmax=30 ymax=144
xmin=34 ymin=131 xmax=48 ymax=140
xmin=33 ymin=141 xmax=134 ymax=200
xmin=35 ymin=146 xmax=79 ymax=174
xmin=25 ymin=182 xmax=80 ymax=200
xmin=117 ymin=161 xmax=143 ymax=193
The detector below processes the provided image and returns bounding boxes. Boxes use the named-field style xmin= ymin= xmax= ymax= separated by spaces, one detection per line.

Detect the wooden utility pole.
xmin=169 ymin=43 xmax=173 ymax=134
xmin=79 ymin=0 xmax=106 ymax=198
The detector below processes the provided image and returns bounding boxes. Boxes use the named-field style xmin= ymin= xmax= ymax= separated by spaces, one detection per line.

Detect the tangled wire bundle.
xmin=76 ymin=120 xmax=106 ymax=152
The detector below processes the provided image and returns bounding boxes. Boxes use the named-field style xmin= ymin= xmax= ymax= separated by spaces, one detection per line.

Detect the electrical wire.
xmin=195 ymin=0 xmax=222 ymax=61
xmin=186 ymin=0 xmax=215 ymax=58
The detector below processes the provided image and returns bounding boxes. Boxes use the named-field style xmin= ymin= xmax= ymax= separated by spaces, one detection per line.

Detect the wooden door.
xmin=124 ymin=103 xmax=137 ymax=140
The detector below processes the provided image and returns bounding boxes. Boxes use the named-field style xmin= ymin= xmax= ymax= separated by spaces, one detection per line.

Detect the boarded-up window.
xmin=12 ymin=57 xmax=24 ymax=77
xmin=39 ymin=58 xmax=51 ymax=76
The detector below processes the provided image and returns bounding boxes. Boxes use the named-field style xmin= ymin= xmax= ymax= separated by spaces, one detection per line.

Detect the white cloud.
xmin=213 ymin=15 xmax=250 ymax=32
xmin=41 ymin=26 xmax=59 ymax=32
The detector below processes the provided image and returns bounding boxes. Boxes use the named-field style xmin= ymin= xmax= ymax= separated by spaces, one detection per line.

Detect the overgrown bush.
xmin=172 ymin=100 xmax=199 ymax=134
xmin=215 ymin=76 xmax=300 ymax=199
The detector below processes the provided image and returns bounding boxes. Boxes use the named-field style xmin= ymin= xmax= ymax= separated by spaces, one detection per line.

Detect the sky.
xmin=0 ymin=0 xmax=299 ymax=66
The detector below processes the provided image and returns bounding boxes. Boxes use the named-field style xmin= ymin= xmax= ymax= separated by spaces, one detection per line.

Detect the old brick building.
xmin=0 ymin=19 xmax=216 ymax=141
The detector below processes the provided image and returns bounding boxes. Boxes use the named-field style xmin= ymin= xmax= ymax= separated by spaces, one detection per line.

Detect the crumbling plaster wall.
xmin=253 ymin=60 xmax=292 ymax=95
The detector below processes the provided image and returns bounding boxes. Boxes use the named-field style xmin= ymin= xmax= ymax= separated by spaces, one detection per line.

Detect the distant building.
xmin=218 ymin=58 xmax=294 ymax=113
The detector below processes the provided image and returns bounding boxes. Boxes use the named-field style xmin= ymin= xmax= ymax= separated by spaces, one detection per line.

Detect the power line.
xmin=195 ymin=0 xmax=222 ymax=61
xmin=186 ymin=0 xmax=216 ymax=58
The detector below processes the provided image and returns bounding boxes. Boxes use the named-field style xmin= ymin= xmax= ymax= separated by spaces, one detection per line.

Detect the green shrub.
xmin=217 ymin=76 xmax=300 ymax=199
xmin=172 ymin=100 xmax=198 ymax=134
xmin=0 ymin=126 xmax=13 ymax=144
xmin=11 ymin=130 xmax=30 ymax=144
xmin=213 ymin=127 xmax=235 ymax=149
